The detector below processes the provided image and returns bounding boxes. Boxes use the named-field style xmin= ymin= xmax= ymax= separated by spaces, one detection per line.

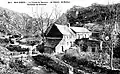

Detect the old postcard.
xmin=0 ymin=0 xmax=120 ymax=74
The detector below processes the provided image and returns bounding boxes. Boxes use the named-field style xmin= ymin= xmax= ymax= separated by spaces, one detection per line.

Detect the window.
xmin=85 ymin=34 xmax=86 ymax=38
xmin=62 ymin=46 xmax=64 ymax=52
xmin=70 ymin=42 xmax=72 ymax=46
xmin=78 ymin=34 xmax=80 ymax=39
xmin=82 ymin=44 xmax=88 ymax=52
xmin=92 ymin=48 xmax=95 ymax=52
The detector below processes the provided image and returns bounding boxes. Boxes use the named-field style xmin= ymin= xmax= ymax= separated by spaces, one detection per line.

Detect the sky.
xmin=0 ymin=0 xmax=120 ymax=18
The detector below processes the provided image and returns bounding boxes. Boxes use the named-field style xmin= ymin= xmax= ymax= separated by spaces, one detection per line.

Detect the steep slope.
xmin=0 ymin=7 xmax=32 ymax=35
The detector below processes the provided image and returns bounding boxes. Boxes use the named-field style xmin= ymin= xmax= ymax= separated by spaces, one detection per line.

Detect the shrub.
xmin=9 ymin=59 xmax=30 ymax=73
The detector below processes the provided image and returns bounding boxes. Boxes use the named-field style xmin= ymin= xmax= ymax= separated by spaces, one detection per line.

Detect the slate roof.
xmin=55 ymin=24 xmax=74 ymax=35
xmin=70 ymin=27 xmax=91 ymax=33
xmin=45 ymin=24 xmax=75 ymax=36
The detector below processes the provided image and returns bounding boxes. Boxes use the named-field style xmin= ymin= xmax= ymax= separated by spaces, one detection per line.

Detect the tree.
xmin=55 ymin=13 xmax=68 ymax=25
xmin=101 ymin=5 xmax=120 ymax=69
xmin=34 ymin=4 xmax=63 ymax=41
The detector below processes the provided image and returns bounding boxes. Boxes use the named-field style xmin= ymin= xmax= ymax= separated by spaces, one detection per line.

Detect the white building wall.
xmin=55 ymin=32 xmax=92 ymax=53
xmin=55 ymin=35 xmax=76 ymax=53
xmin=77 ymin=32 xmax=92 ymax=39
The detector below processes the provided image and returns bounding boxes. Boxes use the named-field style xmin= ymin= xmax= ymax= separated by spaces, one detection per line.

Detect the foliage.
xmin=9 ymin=59 xmax=31 ymax=73
xmin=0 ymin=7 xmax=50 ymax=37
xmin=113 ymin=34 xmax=120 ymax=58
xmin=66 ymin=3 xmax=120 ymax=59
xmin=66 ymin=3 xmax=120 ymax=25
xmin=61 ymin=54 xmax=120 ymax=73
xmin=6 ymin=45 xmax=29 ymax=52
xmin=113 ymin=58 xmax=120 ymax=69
xmin=55 ymin=13 xmax=68 ymax=25
xmin=33 ymin=54 xmax=69 ymax=74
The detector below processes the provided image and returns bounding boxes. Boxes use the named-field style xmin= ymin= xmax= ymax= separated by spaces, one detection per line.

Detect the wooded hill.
xmin=0 ymin=7 xmax=53 ymax=37
xmin=66 ymin=3 xmax=120 ymax=25
xmin=0 ymin=7 xmax=31 ymax=35
xmin=65 ymin=3 xmax=120 ymax=58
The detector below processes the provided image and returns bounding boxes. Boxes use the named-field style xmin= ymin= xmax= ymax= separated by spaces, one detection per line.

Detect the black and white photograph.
xmin=0 ymin=0 xmax=120 ymax=74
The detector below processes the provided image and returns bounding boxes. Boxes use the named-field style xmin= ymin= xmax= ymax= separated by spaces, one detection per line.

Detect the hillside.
xmin=65 ymin=3 xmax=120 ymax=59
xmin=0 ymin=7 xmax=32 ymax=35
xmin=66 ymin=3 xmax=120 ymax=26
xmin=0 ymin=7 xmax=52 ymax=37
